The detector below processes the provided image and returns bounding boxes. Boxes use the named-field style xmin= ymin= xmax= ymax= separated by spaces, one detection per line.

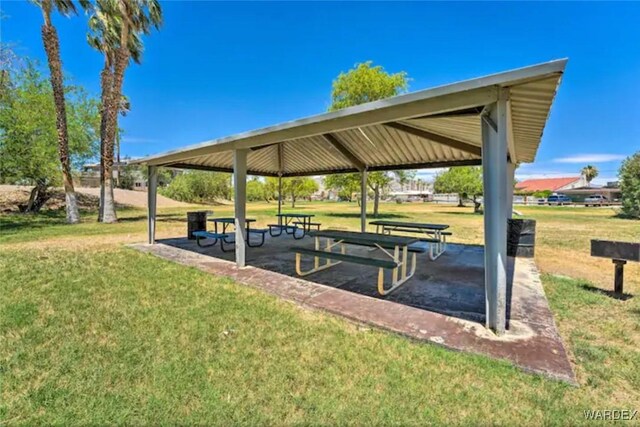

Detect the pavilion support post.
xmin=277 ymin=143 xmax=284 ymax=217
xmin=233 ymin=149 xmax=248 ymax=268
xmin=360 ymin=169 xmax=368 ymax=233
xmin=147 ymin=166 xmax=158 ymax=244
xmin=506 ymin=161 xmax=516 ymax=218
xmin=481 ymin=92 xmax=509 ymax=335
xmin=277 ymin=174 xmax=282 ymax=216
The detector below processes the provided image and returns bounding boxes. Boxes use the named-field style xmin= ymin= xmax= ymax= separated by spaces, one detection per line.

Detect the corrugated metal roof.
xmin=134 ymin=59 xmax=567 ymax=176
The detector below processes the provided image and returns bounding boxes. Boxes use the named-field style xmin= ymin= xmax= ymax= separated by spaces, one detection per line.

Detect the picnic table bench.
xmin=291 ymin=229 xmax=418 ymax=295
xmin=269 ymin=213 xmax=318 ymax=239
xmin=369 ymin=220 xmax=451 ymax=260
xmin=202 ymin=217 xmax=268 ymax=250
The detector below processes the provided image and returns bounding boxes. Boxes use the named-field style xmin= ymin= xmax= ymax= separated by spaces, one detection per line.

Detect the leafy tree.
xmin=581 ymin=164 xmax=599 ymax=186
xmin=115 ymin=163 xmax=137 ymax=190
xmin=86 ymin=0 xmax=163 ymax=223
xmin=326 ymin=61 xmax=413 ymax=216
xmin=0 ymin=60 xmax=99 ymax=212
xmin=329 ymin=61 xmax=408 ymax=112
xmin=532 ymin=190 xmax=552 ymax=199
xmin=282 ymin=177 xmax=318 ymax=208
xmin=264 ymin=177 xmax=279 ymax=202
xmin=433 ymin=166 xmax=483 ymax=212
xmin=30 ymin=0 xmax=83 ymax=223
xmin=140 ymin=165 xmax=174 ymax=187
xmin=160 ymin=171 xmax=231 ymax=204
xmin=115 ymin=158 xmax=148 ymax=190
xmin=246 ymin=178 xmax=270 ymax=202
xmin=618 ymin=151 xmax=640 ymax=219
xmin=323 ymin=173 xmax=360 ymax=202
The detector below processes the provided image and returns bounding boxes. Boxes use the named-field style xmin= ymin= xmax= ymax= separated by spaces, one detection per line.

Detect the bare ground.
xmin=0 ymin=185 xmax=191 ymax=213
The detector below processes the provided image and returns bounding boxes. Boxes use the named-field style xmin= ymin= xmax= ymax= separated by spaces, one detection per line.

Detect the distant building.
xmin=515 ymin=176 xmax=587 ymax=193
xmin=310 ymin=175 xmax=432 ymax=201
xmin=77 ymin=161 xmax=147 ymax=190
xmin=311 ymin=177 xmax=338 ymax=201
xmin=387 ymin=177 xmax=432 ymax=200
xmin=563 ymin=186 xmax=622 ymax=202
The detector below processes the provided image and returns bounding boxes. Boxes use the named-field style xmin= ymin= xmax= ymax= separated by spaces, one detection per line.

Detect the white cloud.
xmin=552 ymin=154 xmax=626 ymax=164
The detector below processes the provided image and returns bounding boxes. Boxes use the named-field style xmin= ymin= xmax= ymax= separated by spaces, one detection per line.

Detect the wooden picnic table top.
xmin=309 ymin=229 xmax=418 ymax=246
xmin=276 ymin=213 xmax=315 ymax=218
xmin=369 ymin=220 xmax=450 ymax=230
xmin=208 ymin=217 xmax=256 ymax=224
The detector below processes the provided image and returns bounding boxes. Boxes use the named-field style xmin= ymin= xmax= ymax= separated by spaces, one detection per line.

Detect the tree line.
xmin=3 ymin=8 xmax=639 ymax=221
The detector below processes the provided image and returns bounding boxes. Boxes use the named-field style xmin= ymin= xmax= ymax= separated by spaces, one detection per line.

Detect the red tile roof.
xmin=515 ymin=177 xmax=580 ymax=192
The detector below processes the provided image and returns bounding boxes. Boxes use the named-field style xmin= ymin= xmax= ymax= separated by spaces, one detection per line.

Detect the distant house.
xmin=311 ymin=177 xmax=338 ymax=201
xmin=77 ymin=161 xmax=147 ymax=190
xmin=515 ymin=176 xmax=587 ymax=193
xmin=387 ymin=177 xmax=433 ymax=201
xmin=563 ymin=182 xmax=622 ymax=202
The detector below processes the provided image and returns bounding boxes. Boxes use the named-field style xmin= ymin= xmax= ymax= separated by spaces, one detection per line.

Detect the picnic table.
xmin=369 ymin=220 xmax=451 ymax=260
xmin=192 ymin=217 xmax=267 ymax=250
xmin=291 ymin=229 xmax=421 ymax=295
xmin=271 ymin=213 xmax=318 ymax=239
xmin=210 ymin=217 xmax=256 ymax=235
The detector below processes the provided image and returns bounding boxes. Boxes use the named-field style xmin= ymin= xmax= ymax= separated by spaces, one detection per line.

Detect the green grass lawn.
xmin=1 ymin=202 xmax=639 ymax=424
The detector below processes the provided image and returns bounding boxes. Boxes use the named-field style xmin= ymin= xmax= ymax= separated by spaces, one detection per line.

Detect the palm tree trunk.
xmin=101 ymin=25 xmax=131 ymax=223
xmin=98 ymin=62 xmax=113 ymax=222
xmin=40 ymin=9 xmax=80 ymax=224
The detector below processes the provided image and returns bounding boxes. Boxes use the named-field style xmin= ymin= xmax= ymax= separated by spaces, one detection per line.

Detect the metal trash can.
xmin=507 ymin=219 xmax=536 ymax=258
xmin=187 ymin=211 xmax=208 ymax=240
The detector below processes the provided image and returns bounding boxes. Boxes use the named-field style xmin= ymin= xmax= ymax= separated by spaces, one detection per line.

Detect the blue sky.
xmin=3 ymin=1 xmax=639 ymax=184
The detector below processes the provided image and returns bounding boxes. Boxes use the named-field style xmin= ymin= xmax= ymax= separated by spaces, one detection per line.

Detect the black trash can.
xmin=187 ymin=211 xmax=208 ymax=240
xmin=507 ymin=219 xmax=536 ymax=258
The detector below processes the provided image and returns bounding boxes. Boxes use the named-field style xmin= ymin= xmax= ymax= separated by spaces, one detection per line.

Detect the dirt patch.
xmin=0 ymin=186 xmax=100 ymax=213
xmin=0 ymin=185 xmax=193 ymax=212
xmin=75 ymin=187 xmax=193 ymax=208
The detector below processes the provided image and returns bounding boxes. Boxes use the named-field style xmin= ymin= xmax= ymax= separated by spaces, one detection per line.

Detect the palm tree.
xmin=581 ymin=165 xmax=599 ymax=186
xmin=87 ymin=0 xmax=161 ymax=223
xmin=88 ymin=1 xmax=140 ymax=220
xmin=31 ymin=0 xmax=81 ymax=223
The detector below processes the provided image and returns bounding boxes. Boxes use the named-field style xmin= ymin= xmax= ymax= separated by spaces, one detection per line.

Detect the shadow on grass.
xmin=0 ymin=210 xmax=68 ymax=232
xmin=579 ymin=283 xmax=634 ymax=301
xmin=325 ymin=212 xmax=409 ymax=219
xmin=0 ymin=207 xmax=164 ymax=233
xmin=117 ymin=213 xmax=184 ymax=223
xmin=440 ymin=211 xmax=482 ymax=216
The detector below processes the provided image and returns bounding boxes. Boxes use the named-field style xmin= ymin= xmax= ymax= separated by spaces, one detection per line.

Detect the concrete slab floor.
xmin=130 ymin=233 xmax=575 ymax=384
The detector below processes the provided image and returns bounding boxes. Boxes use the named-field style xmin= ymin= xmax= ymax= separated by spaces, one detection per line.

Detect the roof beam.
xmin=413 ymin=106 xmax=484 ymax=120
xmin=250 ymin=142 xmax=279 ymax=151
xmin=277 ymin=143 xmax=284 ymax=175
xmin=167 ymin=158 xmax=481 ymax=178
xmin=280 ymin=159 xmax=481 ymax=177
xmin=505 ymin=90 xmax=518 ymax=163
xmin=322 ymin=133 xmax=366 ymax=171
xmin=168 ymin=162 xmax=280 ymax=177
xmin=384 ymin=122 xmax=482 ymax=157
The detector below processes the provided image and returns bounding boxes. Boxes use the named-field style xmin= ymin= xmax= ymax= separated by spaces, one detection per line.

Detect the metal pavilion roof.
xmin=134 ymin=59 xmax=567 ymax=177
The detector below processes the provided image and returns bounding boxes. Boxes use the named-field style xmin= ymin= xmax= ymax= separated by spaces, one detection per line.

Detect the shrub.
xmin=618 ymin=151 xmax=640 ymax=219
xmin=160 ymin=171 xmax=231 ymax=203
